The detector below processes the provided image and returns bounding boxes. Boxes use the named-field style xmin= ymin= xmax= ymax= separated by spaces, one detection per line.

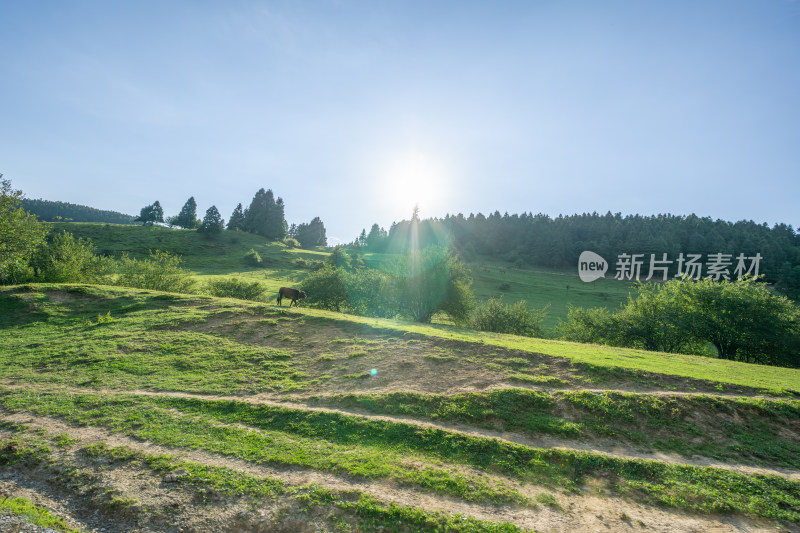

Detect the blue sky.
xmin=2 ymin=1 xmax=799 ymax=243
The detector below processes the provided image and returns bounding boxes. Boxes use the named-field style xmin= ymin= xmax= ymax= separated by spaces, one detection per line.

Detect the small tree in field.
xmin=135 ymin=201 xmax=164 ymax=225
xmin=198 ymin=205 xmax=224 ymax=233
xmin=398 ymin=246 xmax=474 ymax=324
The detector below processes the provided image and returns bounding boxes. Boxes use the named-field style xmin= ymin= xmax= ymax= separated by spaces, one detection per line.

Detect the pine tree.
xmin=173 ymin=197 xmax=199 ymax=229
xmin=244 ymin=189 xmax=270 ymax=237
xmin=227 ymin=203 xmax=245 ymax=231
xmin=244 ymin=188 xmax=287 ymax=240
xmin=268 ymin=196 xmax=288 ymax=240
xmin=296 ymin=217 xmax=327 ymax=248
xmin=198 ymin=205 xmax=224 ymax=233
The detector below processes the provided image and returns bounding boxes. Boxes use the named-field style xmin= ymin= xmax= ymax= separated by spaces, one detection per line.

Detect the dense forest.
xmin=22 ymin=199 xmax=135 ymax=224
xmin=357 ymin=211 xmax=800 ymax=298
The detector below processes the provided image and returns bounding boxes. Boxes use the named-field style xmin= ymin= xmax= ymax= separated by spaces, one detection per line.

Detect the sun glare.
xmin=380 ymin=152 xmax=447 ymax=215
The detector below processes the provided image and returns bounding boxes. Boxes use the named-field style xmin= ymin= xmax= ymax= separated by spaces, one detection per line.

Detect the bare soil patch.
xmin=1 ymin=411 xmax=794 ymax=533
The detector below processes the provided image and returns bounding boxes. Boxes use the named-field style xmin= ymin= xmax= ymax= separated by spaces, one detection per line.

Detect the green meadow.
xmin=55 ymin=222 xmax=636 ymax=329
xmin=1 ymin=223 xmax=798 ymax=531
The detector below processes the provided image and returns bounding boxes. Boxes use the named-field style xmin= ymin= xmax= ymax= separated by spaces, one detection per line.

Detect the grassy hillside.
xmin=50 ymin=222 xmax=637 ymax=329
xmin=47 ymin=221 xmax=327 ymax=295
xmin=1 ymin=284 xmax=798 ymax=531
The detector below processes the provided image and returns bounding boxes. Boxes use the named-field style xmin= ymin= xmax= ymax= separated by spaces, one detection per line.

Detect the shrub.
xmin=398 ymin=247 xmax=475 ymax=324
xmin=205 ymin=277 xmax=267 ymax=301
xmin=244 ymin=248 xmax=262 ymax=267
xmin=341 ymin=268 xmax=400 ymax=318
xmin=557 ymin=278 xmax=800 ymax=367
xmin=28 ymin=231 xmax=113 ymax=283
xmin=301 ymin=266 xmax=348 ymax=311
xmin=282 ymin=237 xmax=301 ymax=248
xmin=293 ymin=257 xmax=325 ymax=270
xmin=471 ymin=297 xmax=547 ymax=337
xmin=115 ymin=250 xmax=195 ymax=293
xmin=0 ymin=259 xmax=34 ymax=285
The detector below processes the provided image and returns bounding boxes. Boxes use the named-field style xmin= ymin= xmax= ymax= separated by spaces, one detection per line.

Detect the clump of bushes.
xmin=115 ymin=250 xmax=196 ymax=293
xmin=293 ymin=257 xmax=325 ymax=270
xmin=282 ymin=237 xmax=301 ymax=248
xmin=205 ymin=277 xmax=267 ymax=301
xmin=244 ymin=248 xmax=262 ymax=267
xmin=470 ymin=297 xmax=547 ymax=337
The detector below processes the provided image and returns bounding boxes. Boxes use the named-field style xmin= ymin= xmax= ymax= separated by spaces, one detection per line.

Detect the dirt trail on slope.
xmin=3 ymin=382 xmax=798 ymax=481
xmin=0 ymin=410 xmax=793 ymax=533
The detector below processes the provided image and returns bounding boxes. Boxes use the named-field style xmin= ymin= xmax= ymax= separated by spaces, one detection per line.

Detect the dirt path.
xmin=1 ymin=410 xmax=793 ymax=533
xmin=2 ymin=381 xmax=798 ymax=482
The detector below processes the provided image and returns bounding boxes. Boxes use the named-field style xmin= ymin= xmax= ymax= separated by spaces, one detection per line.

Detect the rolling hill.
xmin=46 ymin=222 xmax=636 ymax=328
xmin=1 ymin=284 xmax=798 ymax=532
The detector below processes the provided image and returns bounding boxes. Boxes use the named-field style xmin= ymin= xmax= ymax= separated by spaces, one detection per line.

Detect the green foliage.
xmin=365 ymin=223 xmax=388 ymax=251
xmin=172 ymin=197 xmax=199 ymax=229
xmin=293 ymin=256 xmax=324 ymax=270
xmin=302 ymin=266 xmax=349 ymax=311
xmin=397 ymin=211 xmax=800 ymax=299
xmin=115 ymin=250 xmax=196 ymax=293
xmin=21 ymin=198 xmax=135 ymax=224
xmin=244 ymin=188 xmax=287 ymax=240
xmin=282 ymin=237 xmax=301 ymax=248
xmin=243 ymin=248 xmax=262 ymax=266
xmin=198 ymin=205 xmax=224 ymax=233
xmin=325 ymin=245 xmax=353 ymax=270
xmin=205 ymin=277 xmax=267 ymax=301
xmin=0 ymin=178 xmax=49 ymax=280
xmin=226 ymin=203 xmax=246 ymax=231
xmin=28 ymin=231 xmax=112 ymax=283
xmin=558 ymin=306 xmax=620 ymax=345
xmin=559 ymin=278 xmax=800 ymax=367
xmin=134 ymin=200 xmax=164 ymax=225
xmin=399 ymin=246 xmax=475 ymax=324
xmin=340 ymin=268 xmax=399 ymax=318
xmin=471 ymin=297 xmax=547 ymax=337
xmin=296 ymin=216 xmax=327 ymax=248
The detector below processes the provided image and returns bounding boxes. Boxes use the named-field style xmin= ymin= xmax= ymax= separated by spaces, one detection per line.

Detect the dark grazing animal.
xmin=277 ymin=287 xmax=306 ymax=307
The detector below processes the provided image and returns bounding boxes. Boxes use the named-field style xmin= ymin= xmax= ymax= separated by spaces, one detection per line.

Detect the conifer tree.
xmin=173 ymin=197 xmax=199 ymax=229
xmin=244 ymin=188 xmax=287 ymax=240
xmin=296 ymin=217 xmax=327 ymax=248
xmin=198 ymin=205 xmax=224 ymax=233
xmin=227 ymin=203 xmax=245 ymax=231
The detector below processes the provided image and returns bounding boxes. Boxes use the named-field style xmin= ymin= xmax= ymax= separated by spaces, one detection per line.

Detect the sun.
xmin=380 ymin=152 xmax=447 ymax=215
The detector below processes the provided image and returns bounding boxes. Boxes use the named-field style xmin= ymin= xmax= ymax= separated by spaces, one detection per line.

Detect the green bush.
xmin=341 ymin=268 xmax=400 ymax=318
xmin=0 ymin=258 xmax=34 ymax=285
xmin=115 ymin=250 xmax=195 ymax=293
xmin=282 ymin=237 xmax=301 ymax=248
xmin=557 ymin=278 xmax=800 ymax=367
xmin=301 ymin=266 xmax=348 ymax=311
xmin=205 ymin=277 xmax=267 ymax=301
xmin=28 ymin=231 xmax=112 ymax=283
xmin=470 ymin=297 xmax=547 ymax=337
xmin=244 ymin=248 xmax=262 ymax=267
xmin=398 ymin=247 xmax=475 ymax=324
xmin=293 ymin=257 xmax=325 ymax=270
